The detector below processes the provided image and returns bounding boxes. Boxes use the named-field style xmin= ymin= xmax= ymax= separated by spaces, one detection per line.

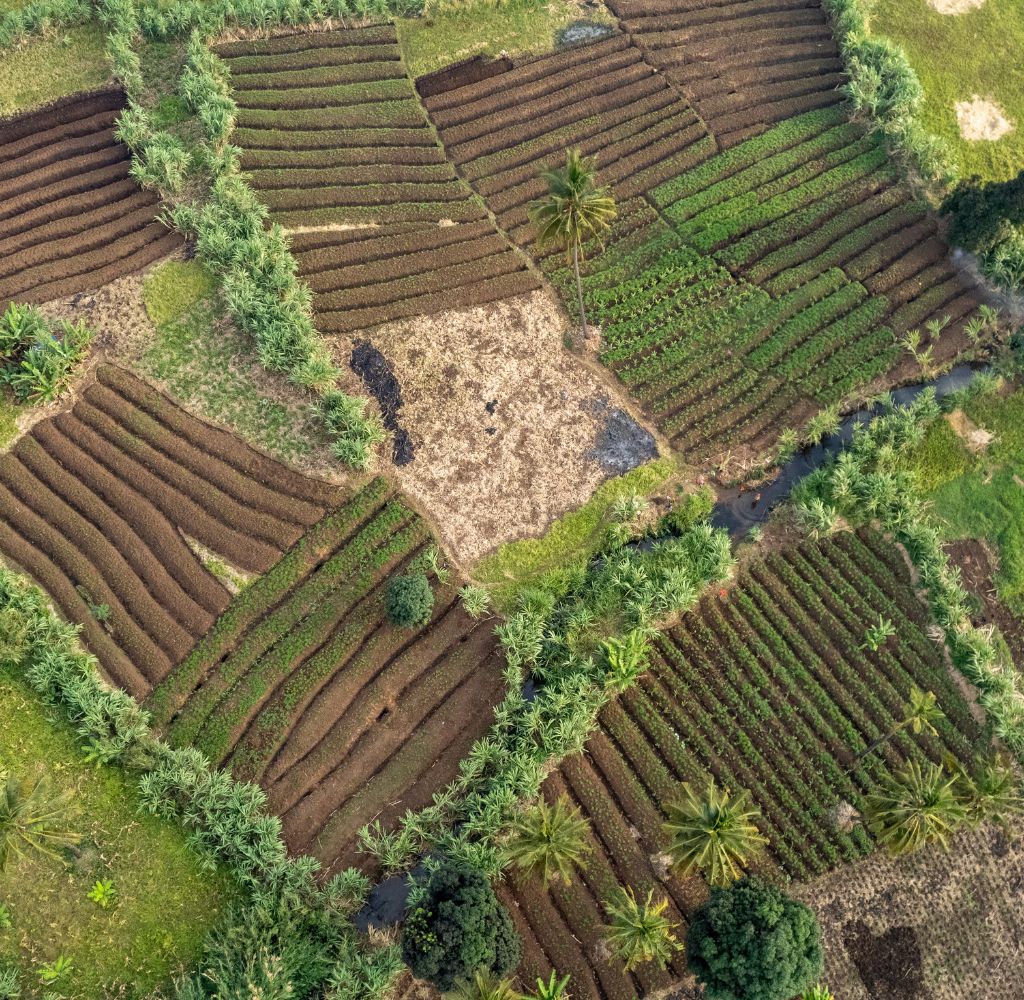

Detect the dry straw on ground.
xmin=928 ymin=0 xmax=986 ymax=12
xmin=955 ymin=96 xmax=1014 ymax=141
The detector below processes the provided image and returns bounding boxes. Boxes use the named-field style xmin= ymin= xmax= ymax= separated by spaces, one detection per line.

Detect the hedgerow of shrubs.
xmin=0 ymin=303 xmax=93 ymax=404
xmin=792 ymin=390 xmax=1024 ymax=759
xmin=92 ymin=0 xmax=386 ymax=469
xmin=0 ymin=566 xmax=402 ymax=999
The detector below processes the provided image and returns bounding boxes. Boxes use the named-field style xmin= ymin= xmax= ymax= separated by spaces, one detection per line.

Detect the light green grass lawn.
xmin=911 ymin=387 xmax=1024 ymax=617
xmin=870 ymin=0 xmax=1024 ymax=181
xmin=0 ymin=666 xmax=233 ymax=998
xmin=140 ymin=262 xmax=326 ymax=467
xmin=473 ymin=457 xmax=677 ymax=609
xmin=0 ymin=22 xmax=109 ymax=117
xmin=397 ymin=0 xmax=614 ymax=78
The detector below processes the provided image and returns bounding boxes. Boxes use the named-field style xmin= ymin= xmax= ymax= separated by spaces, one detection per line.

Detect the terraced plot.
xmin=501 ymin=528 xmax=982 ymax=998
xmin=607 ymin=0 xmax=846 ymax=147
xmin=545 ymin=107 xmax=980 ymax=461
xmin=148 ymin=476 xmax=505 ymax=876
xmin=420 ymin=32 xmax=715 ymax=246
xmin=0 ymin=364 xmax=341 ymax=699
xmin=217 ymin=24 xmax=538 ymax=334
xmin=0 ymin=87 xmax=180 ymax=307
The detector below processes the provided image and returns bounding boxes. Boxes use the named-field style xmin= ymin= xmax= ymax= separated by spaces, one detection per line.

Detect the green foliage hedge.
xmin=0 ymin=0 xmax=91 ymax=47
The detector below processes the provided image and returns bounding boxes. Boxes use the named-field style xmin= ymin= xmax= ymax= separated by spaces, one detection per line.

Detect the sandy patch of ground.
xmin=956 ymin=96 xmax=1014 ymax=141
xmin=928 ymin=0 xmax=985 ymax=11
xmin=945 ymin=409 xmax=994 ymax=452
xmin=353 ymin=290 xmax=660 ymax=565
xmin=797 ymin=823 xmax=1024 ymax=1000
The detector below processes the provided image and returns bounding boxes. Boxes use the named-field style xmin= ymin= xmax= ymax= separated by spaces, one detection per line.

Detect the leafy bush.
xmin=0 ymin=0 xmax=91 ymax=48
xmin=0 ymin=304 xmax=93 ymax=404
xmin=319 ymin=390 xmax=385 ymax=470
xmin=385 ymin=573 xmax=434 ymax=629
xmin=401 ymin=859 xmax=521 ymax=991
xmin=686 ymin=877 xmax=822 ymax=1000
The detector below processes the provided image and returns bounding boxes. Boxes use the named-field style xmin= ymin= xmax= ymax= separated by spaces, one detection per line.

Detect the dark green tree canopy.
xmin=686 ymin=877 xmax=822 ymax=1000
xmin=401 ymin=860 xmax=521 ymax=991
xmin=942 ymin=169 xmax=1024 ymax=253
xmin=385 ymin=573 xmax=434 ymax=629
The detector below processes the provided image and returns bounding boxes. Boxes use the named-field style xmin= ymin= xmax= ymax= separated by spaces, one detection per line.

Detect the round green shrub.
xmin=401 ymin=860 xmax=521 ymax=991
xmin=385 ymin=573 xmax=434 ymax=628
xmin=686 ymin=877 xmax=822 ymax=1000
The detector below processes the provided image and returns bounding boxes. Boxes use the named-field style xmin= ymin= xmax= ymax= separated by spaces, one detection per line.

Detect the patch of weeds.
xmin=140 ymin=297 xmax=323 ymax=466
xmin=142 ymin=261 xmax=216 ymax=327
xmin=473 ymin=457 xmax=677 ymax=610
xmin=908 ymin=416 xmax=975 ymax=493
xmin=0 ymin=22 xmax=108 ymax=116
xmin=0 ymin=393 xmax=22 ymax=451
xmin=396 ymin=0 xmax=615 ymax=77
xmin=151 ymin=93 xmax=190 ymax=127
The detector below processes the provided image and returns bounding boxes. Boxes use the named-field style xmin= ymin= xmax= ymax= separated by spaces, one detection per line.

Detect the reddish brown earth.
xmin=0 ymin=87 xmax=181 ymax=307
xmin=0 ymin=364 xmax=342 ymax=699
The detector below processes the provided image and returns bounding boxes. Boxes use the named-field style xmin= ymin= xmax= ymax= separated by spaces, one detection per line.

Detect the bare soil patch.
xmin=798 ymin=823 xmax=1024 ymax=1000
xmin=356 ymin=290 xmax=659 ymax=564
xmin=944 ymin=409 xmax=994 ymax=452
xmin=928 ymin=0 xmax=985 ymax=12
xmin=955 ymin=96 xmax=1014 ymax=141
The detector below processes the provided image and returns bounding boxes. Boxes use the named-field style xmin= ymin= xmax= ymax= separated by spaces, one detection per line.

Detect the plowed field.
xmin=420 ymin=32 xmax=715 ymax=246
xmin=147 ymin=476 xmax=505 ymax=876
xmin=0 ymin=87 xmax=181 ymax=307
xmin=216 ymin=25 xmax=539 ymax=334
xmin=0 ymin=364 xmax=341 ymax=699
xmin=542 ymin=107 xmax=980 ymax=461
xmin=607 ymin=0 xmax=846 ymax=147
xmin=501 ymin=528 xmax=982 ymax=998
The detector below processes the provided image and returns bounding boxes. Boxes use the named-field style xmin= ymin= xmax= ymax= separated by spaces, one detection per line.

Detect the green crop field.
xmin=870 ymin=0 xmax=1024 ymax=182
xmin=0 ymin=666 xmax=232 ymax=997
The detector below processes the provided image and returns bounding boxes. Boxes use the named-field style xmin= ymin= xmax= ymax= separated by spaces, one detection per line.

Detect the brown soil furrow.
xmin=31 ymin=419 xmax=229 ymax=617
xmin=0 ymin=126 xmax=114 ymax=186
xmin=234 ymin=125 xmax=436 ymax=152
xmin=3 ymin=142 xmax=128 ymax=203
xmin=14 ymin=435 xmax=216 ymax=640
xmin=0 ymin=453 xmax=193 ymax=663
xmin=215 ymin=23 xmax=397 ymax=59
xmin=85 ymin=380 xmax=320 ymax=529
xmin=0 ymin=157 xmax=131 ymax=224
xmin=0 ymin=475 xmax=173 ymax=680
xmin=76 ymin=392 xmax=303 ymax=552
xmin=242 ymin=144 xmax=447 ymax=171
xmin=54 ymin=410 xmax=279 ymax=574
xmin=0 ymin=88 xmax=122 ymax=148
xmin=0 ymin=512 xmax=147 ymax=696
xmin=96 ymin=365 xmax=342 ymax=511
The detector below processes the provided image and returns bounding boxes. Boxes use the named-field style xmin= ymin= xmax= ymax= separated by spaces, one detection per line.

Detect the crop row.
xmin=217 ymin=23 xmax=537 ymax=333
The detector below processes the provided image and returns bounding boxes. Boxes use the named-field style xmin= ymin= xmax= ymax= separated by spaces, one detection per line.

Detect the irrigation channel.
xmin=355 ymin=362 xmax=985 ymax=929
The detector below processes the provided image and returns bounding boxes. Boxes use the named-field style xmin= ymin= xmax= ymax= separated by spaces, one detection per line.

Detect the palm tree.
xmin=504 ymin=795 xmax=591 ymax=886
xmin=528 ymin=149 xmax=616 ymax=342
xmin=0 ymin=775 xmax=79 ymax=871
xmin=864 ymin=761 xmax=966 ymax=855
xmin=603 ymin=887 xmax=680 ymax=972
xmin=801 ymin=985 xmax=835 ymax=1000
xmin=662 ymin=780 xmax=768 ymax=886
xmin=530 ymin=971 xmax=571 ymax=999
xmin=854 ymin=686 xmax=944 ymax=763
xmin=959 ymin=754 xmax=1024 ymax=828
xmin=447 ymin=971 xmax=523 ymax=1000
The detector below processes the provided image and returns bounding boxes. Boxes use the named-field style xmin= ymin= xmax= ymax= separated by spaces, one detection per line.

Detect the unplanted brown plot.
xmin=0 ymin=364 xmax=342 ymax=698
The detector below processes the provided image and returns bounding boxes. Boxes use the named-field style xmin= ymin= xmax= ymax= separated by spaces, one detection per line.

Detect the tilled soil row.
xmin=608 ymin=0 xmax=844 ymax=145
xmin=0 ymin=365 xmax=344 ymax=697
xmin=0 ymin=88 xmax=180 ymax=305
xmin=218 ymin=23 xmax=537 ymax=332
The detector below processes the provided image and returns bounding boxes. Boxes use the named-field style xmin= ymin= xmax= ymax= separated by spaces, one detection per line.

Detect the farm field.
xmin=0 ymin=87 xmax=181 ymax=308
xmin=147 ymin=475 xmax=506 ymax=877
xmin=606 ymin=0 xmax=846 ymax=147
xmin=541 ymin=106 xmax=980 ymax=463
xmin=870 ymin=0 xmax=1024 ymax=182
xmin=0 ymin=664 xmax=232 ymax=995
xmin=0 ymin=363 xmax=342 ymax=698
xmin=216 ymin=24 xmax=540 ymax=335
xmin=501 ymin=527 xmax=983 ymax=997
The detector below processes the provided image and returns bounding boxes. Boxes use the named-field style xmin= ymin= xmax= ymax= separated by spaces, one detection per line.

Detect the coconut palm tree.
xmin=854 ymin=686 xmax=944 ymax=763
xmin=447 ymin=971 xmax=523 ymax=1000
xmin=0 ymin=775 xmax=79 ymax=871
xmin=528 ymin=149 xmax=616 ymax=342
xmin=662 ymin=780 xmax=768 ymax=886
xmin=603 ymin=887 xmax=680 ymax=972
xmin=504 ymin=795 xmax=591 ymax=886
xmin=865 ymin=761 xmax=966 ymax=855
